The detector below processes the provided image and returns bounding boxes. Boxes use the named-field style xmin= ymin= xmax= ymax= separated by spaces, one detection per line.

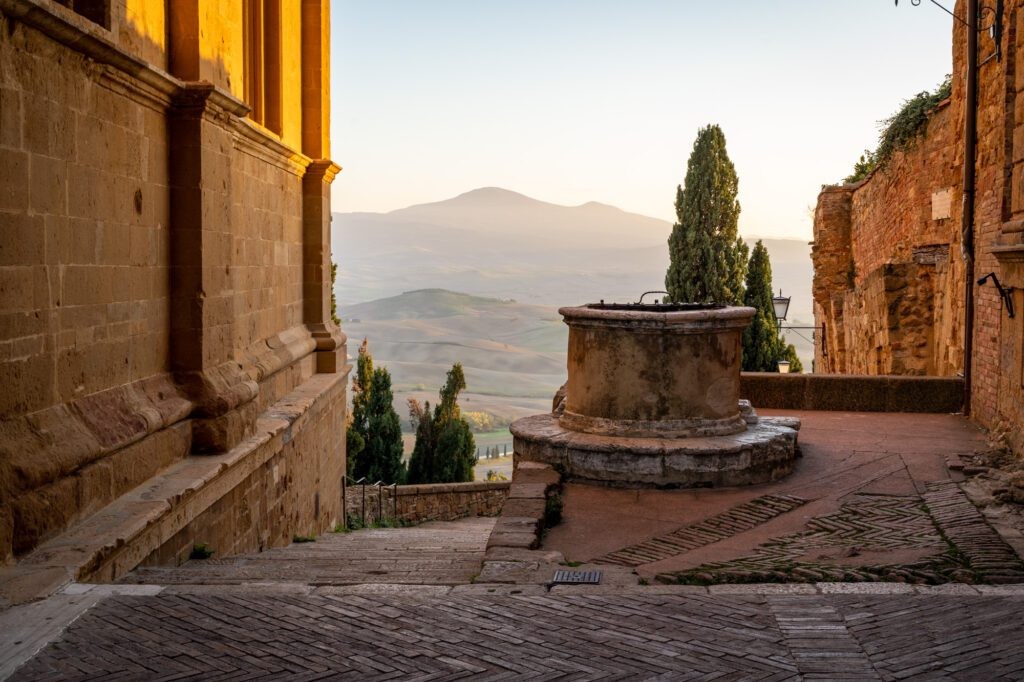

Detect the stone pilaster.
xmin=168 ymin=83 xmax=258 ymax=453
xmin=302 ymin=159 xmax=347 ymax=374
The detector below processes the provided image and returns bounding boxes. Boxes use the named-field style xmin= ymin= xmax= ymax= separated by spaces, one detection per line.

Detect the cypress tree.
xmin=358 ymin=368 xmax=406 ymax=484
xmin=742 ymin=240 xmax=784 ymax=372
xmin=346 ymin=339 xmax=373 ymax=477
xmin=666 ymin=124 xmax=747 ymax=304
xmin=406 ymin=363 xmax=476 ymax=483
xmin=347 ymin=339 xmax=406 ymax=484
xmin=405 ymin=399 xmax=434 ymax=484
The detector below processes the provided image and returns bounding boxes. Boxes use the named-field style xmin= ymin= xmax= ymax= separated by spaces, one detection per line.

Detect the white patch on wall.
xmin=932 ymin=188 xmax=952 ymax=220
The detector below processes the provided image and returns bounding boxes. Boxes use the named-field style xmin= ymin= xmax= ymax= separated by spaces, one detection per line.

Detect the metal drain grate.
xmin=552 ymin=569 xmax=602 ymax=585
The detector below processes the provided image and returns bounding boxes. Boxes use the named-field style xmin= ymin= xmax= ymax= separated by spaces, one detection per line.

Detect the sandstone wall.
xmin=344 ymin=481 xmax=511 ymax=528
xmin=143 ymin=374 xmax=347 ymax=568
xmin=0 ymin=0 xmax=348 ymax=567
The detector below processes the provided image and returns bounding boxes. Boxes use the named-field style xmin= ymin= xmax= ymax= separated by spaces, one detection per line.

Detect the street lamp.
xmin=772 ymin=289 xmax=791 ymax=323
xmin=771 ymin=289 xmax=792 ymax=374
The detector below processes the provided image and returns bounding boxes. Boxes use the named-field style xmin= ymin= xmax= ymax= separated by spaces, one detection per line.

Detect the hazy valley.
xmin=333 ymin=188 xmax=815 ymax=457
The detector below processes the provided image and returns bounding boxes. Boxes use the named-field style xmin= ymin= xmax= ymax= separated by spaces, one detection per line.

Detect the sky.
xmin=330 ymin=1 xmax=953 ymax=240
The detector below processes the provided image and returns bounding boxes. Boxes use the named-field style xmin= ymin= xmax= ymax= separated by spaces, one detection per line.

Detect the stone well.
xmin=511 ymin=302 xmax=800 ymax=487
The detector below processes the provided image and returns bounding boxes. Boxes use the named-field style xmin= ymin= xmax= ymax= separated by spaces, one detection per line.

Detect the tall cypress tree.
xmin=358 ymin=368 xmax=406 ymax=484
xmin=346 ymin=339 xmax=373 ymax=477
xmin=666 ymin=124 xmax=747 ymax=304
xmin=347 ymin=339 xmax=406 ymax=483
xmin=405 ymin=398 xmax=434 ymax=484
xmin=742 ymin=240 xmax=784 ymax=371
xmin=406 ymin=364 xmax=475 ymax=483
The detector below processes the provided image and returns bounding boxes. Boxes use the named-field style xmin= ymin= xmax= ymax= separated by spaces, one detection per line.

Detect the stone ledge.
xmin=393 ymin=482 xmax=511 ymax=496
xmin=0 ymin=371 xmax=348 ymax=606
xmin=740 ymin=373 xmax=964 ymax=413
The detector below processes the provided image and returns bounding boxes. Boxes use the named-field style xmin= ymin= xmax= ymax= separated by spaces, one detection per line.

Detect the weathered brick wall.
xmin=814 ymin=0 xmax=1024 ymax=456
xmin=344 ymin=481 xmax=511 ymax=528
xmin=965 ymin=0 xmax=1024 ymax=455
xmin=812 ymin=100 xmax=964 ymax=377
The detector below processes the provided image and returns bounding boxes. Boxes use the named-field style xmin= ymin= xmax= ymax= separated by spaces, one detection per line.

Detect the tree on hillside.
xmin=406 ymin=363 xmax=476 ymax=484
xmin=347 ymin=339 xmax=405 ymax=484
xmin=666 ymin=124 xmax=748 ymax=304
xmin=742 ymin=240 xmax=785 ymax=372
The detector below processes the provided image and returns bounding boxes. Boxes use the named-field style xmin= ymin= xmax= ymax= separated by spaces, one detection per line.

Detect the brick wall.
xmin=344 ymin=481 xmax=511 ymax=528
xmin=812 ymin=100 xmax=964 ymax=377
xmin=813 ymin=0 xmax=1024 ymax=456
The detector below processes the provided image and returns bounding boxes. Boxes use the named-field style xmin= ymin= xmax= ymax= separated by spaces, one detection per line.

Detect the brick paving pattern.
xmin=11 ymin=591 xmax=1024 ymax=680
xmin=923 ymin=481 xmax=1024 ymax=583
xmin=120 ymin=517 xmax=495 ymax=586
xmin=656 ymin=494 xmax=963 ymax=585
xmin=596 ymin=494 xmax=807 ymax=567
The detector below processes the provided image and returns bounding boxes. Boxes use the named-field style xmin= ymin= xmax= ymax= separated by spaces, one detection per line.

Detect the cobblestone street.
xmin=7 ymin=586 xmax=1024 ymax=680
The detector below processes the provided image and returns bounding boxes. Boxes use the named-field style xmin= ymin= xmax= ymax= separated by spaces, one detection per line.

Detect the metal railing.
xmin=343 ymin=476 xmax=399 ymax=528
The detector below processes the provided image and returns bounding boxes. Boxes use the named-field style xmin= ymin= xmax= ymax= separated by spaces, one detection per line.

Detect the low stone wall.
xmin=345 ymin=481 xmax=510 ymax=527
xmin=741 ymin=373 xmax=963 ymax=413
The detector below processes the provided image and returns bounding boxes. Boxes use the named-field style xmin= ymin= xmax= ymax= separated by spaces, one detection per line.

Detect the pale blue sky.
xmin=330 ymin=1 xmax=953 ymax=239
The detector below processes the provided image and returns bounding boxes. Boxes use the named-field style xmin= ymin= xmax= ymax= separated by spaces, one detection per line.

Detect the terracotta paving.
xmin=6 ymin=411 xmax=1024 ymax=679
xmin=543 ymin=411 xmax=1023 ymax=584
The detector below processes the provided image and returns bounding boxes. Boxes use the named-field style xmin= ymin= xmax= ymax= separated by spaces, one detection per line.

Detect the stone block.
xmin=29 ymin=154 xmax=67 ymax=215
xmin=190 ymin=399 xmax=258 ymax=453
xmin=0 ymin=213 xmax=45 ymax=266
xmin=499 ymin=497 xmax=545 ymax=519
xmin=0 ymin=149 xmax=29 ymax=211
xmin=511 ymin=461 xmax=561 ymax=487
xmin=0 ymin=87 xmax=22 ymax=150
xmin=508 ymin=483 xmax=549 ymax=500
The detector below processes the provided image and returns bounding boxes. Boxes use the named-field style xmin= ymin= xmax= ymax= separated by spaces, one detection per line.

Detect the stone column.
xmin=168 ymin=84 xmax=259 ymax=453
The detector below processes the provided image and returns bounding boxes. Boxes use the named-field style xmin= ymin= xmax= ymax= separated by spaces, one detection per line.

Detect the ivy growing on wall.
xmin=843 ymin=74 xmax=952 ymax=184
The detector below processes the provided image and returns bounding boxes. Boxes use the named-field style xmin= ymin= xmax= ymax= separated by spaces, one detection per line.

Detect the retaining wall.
xmin=344 ymin=481 xmax=511 ymax=527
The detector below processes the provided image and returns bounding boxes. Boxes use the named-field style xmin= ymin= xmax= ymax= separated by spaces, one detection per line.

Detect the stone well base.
xmin=511 ymin=414 xmax=800 ymax=488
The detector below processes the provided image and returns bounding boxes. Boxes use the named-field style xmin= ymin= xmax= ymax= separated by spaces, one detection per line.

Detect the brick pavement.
xmin=9 ymin=587 xmax=1024 ymax=680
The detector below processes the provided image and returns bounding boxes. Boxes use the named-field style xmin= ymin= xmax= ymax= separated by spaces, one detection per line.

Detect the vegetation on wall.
xmin=844 ymin=75 xmax=952 ymax=184
xmin=347 ymin=339 xmax=406 ymax=484
xmin=330 ymin=261 xmax=341 ymax=326
xmin=406 ymin=363 xmax=477 ymax=484
xmin=666 ymin=124 xmax=748 ymax=304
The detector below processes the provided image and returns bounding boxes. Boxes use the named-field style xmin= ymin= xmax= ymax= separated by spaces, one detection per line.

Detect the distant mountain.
xmin=333 ymin=187 xmax=813 ymax=320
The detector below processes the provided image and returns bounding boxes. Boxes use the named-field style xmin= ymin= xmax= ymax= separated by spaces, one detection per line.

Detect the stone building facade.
xmin=813 ymin=0 xmax=1024 ymax=455
xmin=0 ymin=0 xmax=348 ymax=585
